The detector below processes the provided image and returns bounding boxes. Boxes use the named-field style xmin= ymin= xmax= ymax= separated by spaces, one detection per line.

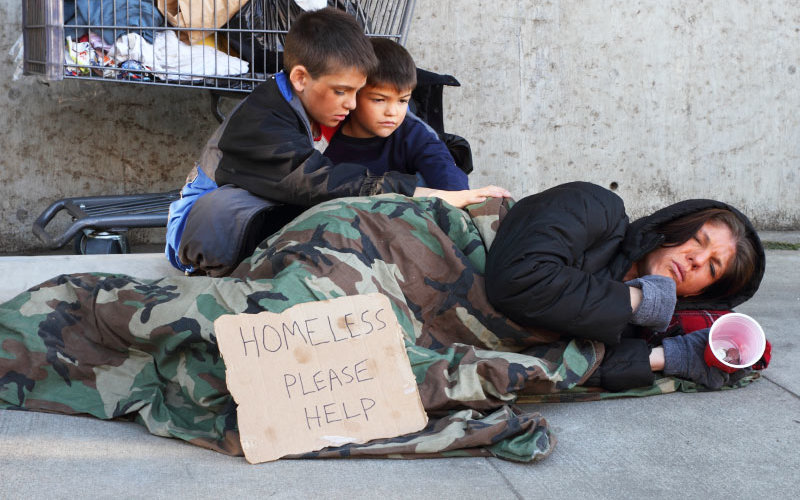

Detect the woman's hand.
xmin=661 ymin=329 xmax=731 ymax=389
xmin=413 ymin=185 xmax=512 ymax=209
xmin=649 ymin=346 xmax=665 ymax=371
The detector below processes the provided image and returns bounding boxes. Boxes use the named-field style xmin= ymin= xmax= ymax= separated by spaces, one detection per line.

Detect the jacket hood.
xmin=622 ymin=198 xmax=766 ymax=311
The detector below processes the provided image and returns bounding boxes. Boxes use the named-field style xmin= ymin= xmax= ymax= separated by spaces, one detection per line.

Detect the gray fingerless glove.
xmin=662 ymin=328 xmax=730 ymax=390
xmin=626 ymin=275 xmax=677 ymax=332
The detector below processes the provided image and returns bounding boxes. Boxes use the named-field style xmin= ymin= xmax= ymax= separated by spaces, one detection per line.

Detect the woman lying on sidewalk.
xmin=0 ymin=182 xmax=765 ymax=461
xmin=485 ymin=181 xmax=764 ymax=391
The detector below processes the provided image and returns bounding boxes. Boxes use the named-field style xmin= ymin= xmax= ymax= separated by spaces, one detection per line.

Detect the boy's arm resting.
xmin=277 ymin=152 xmax=418 ymax=205
xmin=214 ymin=82 xmax=417 ymax=206
xmin=413 ymin=186 xmax=510 ymax=210
xmin=218 ymin=145 xmax=417 ymax=206
xmin=404 ymin=115 xmax=470 ymax=190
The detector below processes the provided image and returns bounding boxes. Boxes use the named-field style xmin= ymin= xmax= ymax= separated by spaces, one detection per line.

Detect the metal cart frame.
xmin=23 ymin=0 xmax=417 ymax=93
xmin=22 ymin=1 xmax=473 ymax=255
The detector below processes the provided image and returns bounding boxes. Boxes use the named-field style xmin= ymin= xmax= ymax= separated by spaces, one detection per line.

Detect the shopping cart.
xmin=32 ymin=190 xmax=181 ymax=254
xmin=24 ymin=1 xmax=468 ymax=254
xmin=23 ymin=0 xmax=417 ymax=92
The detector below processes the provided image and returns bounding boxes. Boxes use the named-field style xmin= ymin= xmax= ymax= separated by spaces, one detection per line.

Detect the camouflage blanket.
xmin=0 ymin=195 xmax=757 ymax=462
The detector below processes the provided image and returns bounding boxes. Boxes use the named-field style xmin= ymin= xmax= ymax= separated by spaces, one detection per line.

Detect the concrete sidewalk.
xmin=1 ymin=246 xmax=798 ymax=499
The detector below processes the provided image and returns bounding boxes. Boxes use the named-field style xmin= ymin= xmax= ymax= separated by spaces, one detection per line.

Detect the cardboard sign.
xmin=214 ymin=293 xmax=428 ymax=463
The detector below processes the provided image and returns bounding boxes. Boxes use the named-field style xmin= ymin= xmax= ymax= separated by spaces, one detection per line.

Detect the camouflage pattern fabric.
xmin=0 ymin=195 xmax=756 ymax=462
xmin=517 ymin=372 xmax=759 ymax=404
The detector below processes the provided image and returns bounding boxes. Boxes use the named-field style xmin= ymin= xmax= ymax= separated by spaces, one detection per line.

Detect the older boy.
xmin=168 ymin=8 xmax=507 ymax=276
xmin=213 ymin=8 xmax=411 ymax=205
xmin=323 ymin=38 xmax=469 ymax=191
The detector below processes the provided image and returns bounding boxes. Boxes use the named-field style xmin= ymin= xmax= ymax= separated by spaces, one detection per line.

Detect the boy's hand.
xmin=413 ymin=185 xmax=512 ymax=209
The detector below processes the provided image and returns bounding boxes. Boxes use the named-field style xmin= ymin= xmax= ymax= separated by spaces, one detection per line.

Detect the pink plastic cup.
xmin=704 ymin=313 xmax=766 ymax=373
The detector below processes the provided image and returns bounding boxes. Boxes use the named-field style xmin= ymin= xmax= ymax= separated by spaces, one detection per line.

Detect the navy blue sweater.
xmin=324 ymin=114 xmax=469 ymax=191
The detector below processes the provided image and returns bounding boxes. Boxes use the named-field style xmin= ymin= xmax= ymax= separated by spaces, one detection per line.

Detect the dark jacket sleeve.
xmin=214 ymin=82 xmax=417 ymax=206
xmin=403 ymin=116 xmax=470 ymax=190
xmin=587 ymin=338 xmax=655 ymax=391
xmin=485 ymin=182 xmax=634 ymax=344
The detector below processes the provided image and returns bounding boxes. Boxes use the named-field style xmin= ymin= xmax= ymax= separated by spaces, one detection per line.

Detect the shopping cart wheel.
xmin=73 ymin=231 xmax=130 ymax=255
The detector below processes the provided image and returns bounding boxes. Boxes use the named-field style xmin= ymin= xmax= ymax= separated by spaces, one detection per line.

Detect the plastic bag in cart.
xmin=223 ymin=0 xmax=370 ymax=73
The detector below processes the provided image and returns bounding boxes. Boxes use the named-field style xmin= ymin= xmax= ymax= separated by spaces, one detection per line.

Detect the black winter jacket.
xmin=485 ymin=182 xmax=765 ymax=390
xmin=178 ymin=74 xmax=419 ymax=276
xmin=215 ymin=75 xmax=417 ymax=206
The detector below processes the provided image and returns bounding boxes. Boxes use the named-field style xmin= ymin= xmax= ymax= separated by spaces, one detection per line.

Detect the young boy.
xmin=213 ymin=8 xmax=417 ymax=206
xmin=323 ymin=38 xmax=469 ymax=191
xmin=167 ymin=8 xmax=507 ymax=276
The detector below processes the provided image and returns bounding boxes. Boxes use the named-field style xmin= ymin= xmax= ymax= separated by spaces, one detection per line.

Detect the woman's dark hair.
xmin=284 ymin=7 xmax=378 ymax=78
xmin=367 ymin=38 xmax=417 ymax=92
xmin=657 ymin=208 xmax=758 ymax=302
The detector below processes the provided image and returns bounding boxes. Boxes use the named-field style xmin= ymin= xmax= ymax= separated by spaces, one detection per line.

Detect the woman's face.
xmin=638 ymin=221 xmax=737 ymax=296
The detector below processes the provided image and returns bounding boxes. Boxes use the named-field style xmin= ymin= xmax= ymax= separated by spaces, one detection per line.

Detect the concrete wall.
xmin=406 ymin=0 xmax=800 ymax=226
xmin=1 ymin=0 xmax=798 ymax=253
xmin=1 ymin=0 xmax=221 ymax=253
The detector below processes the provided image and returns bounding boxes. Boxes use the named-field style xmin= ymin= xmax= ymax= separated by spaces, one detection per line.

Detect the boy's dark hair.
xmin=367 ymin=38 xmax=417 ymax=91
xmin=284 ymin=7 xmax=378 ymax=78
